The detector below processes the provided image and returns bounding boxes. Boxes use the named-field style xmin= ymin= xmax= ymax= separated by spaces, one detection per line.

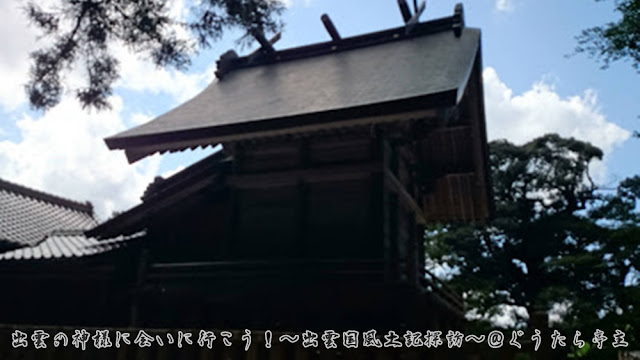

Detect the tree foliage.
xmin=24 ymin=0 xmax=285 ymax=111
xmin=575 ymin=0 xmax=640 ymax=72
xmin=426 ymin=134 xmax=640 ymax=346
xmin=576 ymin=0 xmax=640 ymax=138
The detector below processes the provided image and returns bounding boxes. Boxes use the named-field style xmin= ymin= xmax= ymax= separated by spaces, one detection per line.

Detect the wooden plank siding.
xmin=111 ymin=127 xmax=464 ymax=331
xmin=417 ymin=58 xmax=492 ymax=223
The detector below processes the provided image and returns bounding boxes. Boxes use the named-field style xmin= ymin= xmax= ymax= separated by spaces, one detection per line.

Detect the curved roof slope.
xmin=105 ymin=15 xmax=480 ymax=163
xmin=0 ymin=178 xmax=97 ymax=247
xmin=0 ymin=230 xmax=143 ymax=262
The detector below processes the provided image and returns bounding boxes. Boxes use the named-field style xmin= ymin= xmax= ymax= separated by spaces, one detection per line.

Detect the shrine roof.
xmin=105 ymin=12 xmax=481 ymax=163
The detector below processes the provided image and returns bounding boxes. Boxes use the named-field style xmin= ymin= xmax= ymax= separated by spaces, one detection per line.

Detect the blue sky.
xmin=0 ymin=0 xmax=638 ymax=218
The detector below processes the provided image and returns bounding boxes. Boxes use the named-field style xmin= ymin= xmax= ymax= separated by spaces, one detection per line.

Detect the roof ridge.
xmin=49 ymin=229 xmax=87 ymax=236
xmin=0 ymin=177 xmax=94 ymax=215
xmin=141 ymin=149 xmax=230 ymax=202
xmin=215 ymin=11 xmax=464 ymax=79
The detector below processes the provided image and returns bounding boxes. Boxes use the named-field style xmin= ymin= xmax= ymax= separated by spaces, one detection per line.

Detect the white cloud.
xmin=129 ymin=112 xmax=154 ymax=126
xmin=110 ymin=0 xmax=216 ymax=102
xmin=166 ymin=0 xmax=196 ymax=45
xmin=495 ymin=0 xmax=515 ymax=12
xmin=483 ymin=67 xmax=630 ymax=180
xmin=276 ymin=0 xmax=312 ymax=8
xmin=0 ymin=95 xmax=160 ymax=220
xmin=0 ymin=1 xmax=38 ymax=111
xmin=114 ymin=44 xmax=215 ymax=103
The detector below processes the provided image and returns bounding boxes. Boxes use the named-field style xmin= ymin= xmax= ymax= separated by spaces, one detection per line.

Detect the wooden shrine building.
xmin=90 ymin=2 xmax=492 ymax=331
xmin=0 ymin=2 xmax=492 ymax=334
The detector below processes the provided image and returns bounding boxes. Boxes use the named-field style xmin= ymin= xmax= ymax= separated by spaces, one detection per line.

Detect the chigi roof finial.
xmin=453 ymin=3 xmax=465 ymax=37
xmin=397 ymin=0 xmax=427 ymax=35
xmin=213 ymin=1 xmax=465 ymax=81
xmin=251 ymin=28 xmax=276 ymax=54
xmin=398 ymin=0 xmax=413 ymax=23
xmin=321 ymin=14 xmax=341 ymax=41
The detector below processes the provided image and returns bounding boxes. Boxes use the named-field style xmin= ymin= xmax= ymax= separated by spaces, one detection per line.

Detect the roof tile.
xmin=0 ymin=178 xmax=97 ymax=247
xmin=0 ymin=232 xmax=144 ymax=262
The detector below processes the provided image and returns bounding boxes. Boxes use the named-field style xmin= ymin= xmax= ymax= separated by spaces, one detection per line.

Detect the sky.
xmin=0 ymin=0 xmax=638 ymax=220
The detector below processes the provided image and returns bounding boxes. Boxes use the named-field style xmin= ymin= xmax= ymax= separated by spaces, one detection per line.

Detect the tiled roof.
xmin=0 ymin=178 xmax=97 ymax=247
xmin=0 ymin=230 xmax=144 ymax=262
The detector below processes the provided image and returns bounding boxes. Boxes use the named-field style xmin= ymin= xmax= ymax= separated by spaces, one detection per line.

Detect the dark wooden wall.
xmin=0 ymin=121 xmax=467 ymax=333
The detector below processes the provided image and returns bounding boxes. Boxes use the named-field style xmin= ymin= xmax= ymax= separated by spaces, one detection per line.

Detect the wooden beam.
xmin=150 ymin=258 xmax=384 ymax=269
xmin=405 ymin=0 xmax=426 ymax=35
xmin=382 ymin=139 xmax=399 ymax=283
xmin=248 ymin=32 xmax=282 ymax=58
xmin=147 ymin=259 xmax=386 ymax=280
xmin=397 ymin=0 xmax=412 ymax=22
xmin=129 ymin=248 xmax=149 ymax=327
xmin=467 ymin=54 xmax=493 ymax=221
xmin=250 ymin=29 xmax=276 ymax=54
xmin=406 ymin=213 xmax=418 ymax=288
xmin=227 ymin=162 xmax=382 ymax=188
xmin=416 ymin=223 xmax=426 ymax=279
xmin=386 ymin=192 xmax=400 ymax=282
xmin=321 ymin=14 xmax=341 ymax=41
xmin=0 ymin=266 xmax=117 ymax=279
xmin=129 ymin=109 xmax=437 ymax=157
xmin=297 ymin=140 xmax=310 ymax=256
xmin=385 ymin=169 xmax=427 ymax=225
